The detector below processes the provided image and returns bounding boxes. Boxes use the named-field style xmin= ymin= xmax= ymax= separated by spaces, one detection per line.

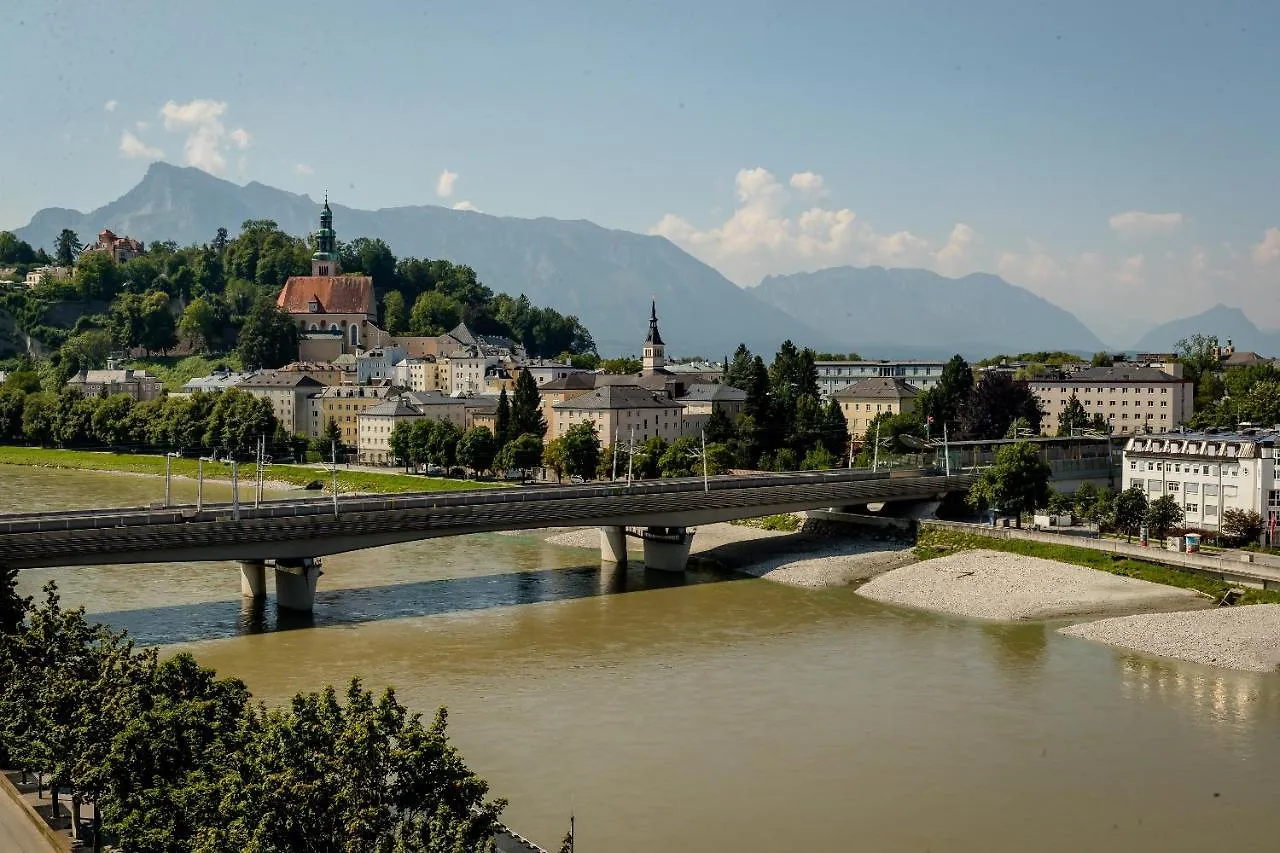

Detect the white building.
xmin=356 ymin=346 xmax=407 ymax=385
xmin=391 ymin=356 xmax=444 ymax=392
xmin=523 ymin=360 xmax=589 ymax=387
xmin=441 ymin=350 xmax=497 ymax=396
xmin=1122 ymin=430 xmax=1280 ymax=532
xmin=816 ymin=360 xmax=945 ymax=398
xmin=552 ymin=384 xmax=683 ymax=443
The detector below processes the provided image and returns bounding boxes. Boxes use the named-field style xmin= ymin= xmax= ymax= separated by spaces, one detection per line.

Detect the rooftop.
xmin=277 ymin=275 xmax=375 ymax=316
xmin=676 ymin=382 xmax=746 ymax=403
xmin=1035 ymin=365 xmax=1184 ymax=383
xmin=361 ymin=398 xmax=422 ymax=419
xmin=833 ymin=377 xmax=920 ymax=400
xmin=554 ymin=384 xmax=677 ymax=410
xmin=238 ymin=371 xmax=326 ymax=389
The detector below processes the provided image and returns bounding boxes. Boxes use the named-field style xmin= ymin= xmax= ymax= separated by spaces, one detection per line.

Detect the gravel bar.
xmin=1060 ymin=604 xmax=1280 ymax=672
xmin=857 ymin=549 xmax=1210 ymax=621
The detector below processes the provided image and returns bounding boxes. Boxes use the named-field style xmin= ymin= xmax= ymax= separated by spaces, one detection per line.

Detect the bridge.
xmin=0 ymin=468 xmax=974 ymax=611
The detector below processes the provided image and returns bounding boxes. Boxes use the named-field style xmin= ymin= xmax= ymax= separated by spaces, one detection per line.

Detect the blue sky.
xmin=3 ymin=0 xmax=1280 ymax=345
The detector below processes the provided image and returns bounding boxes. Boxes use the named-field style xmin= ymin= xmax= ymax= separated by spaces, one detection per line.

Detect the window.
xmin=1269 ymin=490 xmax=1280 ymax=509
xmin=1184 ymin=482 xmax=1198 ymax=494
xmin=1130 ymin=461 xmax=1137 ymax=469
xmin=1185 ymin=503 xmax=1198 ymax=513
xmin=1148 ymin=479 xmax=1162 ymax=491
xmin=1225 ymin=485 xmax=1239 ymax=497
xmin=1167 ymin=482 xmax=1179 ymax=492
xmin=1206 ymin=504 xmax=1218 ymax=517
xmin=1204 ymin=484 xmax=1218 ymax=496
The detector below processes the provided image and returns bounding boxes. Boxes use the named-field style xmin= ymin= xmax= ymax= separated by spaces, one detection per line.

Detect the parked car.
xmin=570 ymin=475 xmax=586 ymax=484
xmin=425 ymin=465 xmax=445 ymax=476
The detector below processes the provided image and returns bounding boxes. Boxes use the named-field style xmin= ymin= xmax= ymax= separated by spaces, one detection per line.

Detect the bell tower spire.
xmin=642 ymin=298 xmax=666 ymax=375
xmin=311 ymin=193 xmax=339 ymax=276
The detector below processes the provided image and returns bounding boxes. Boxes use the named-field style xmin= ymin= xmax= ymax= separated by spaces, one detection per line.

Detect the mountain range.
xmin=1132 ymin=304 xmax=1280 ymax=356
xmin=11 ymin=161 xmax=1156 ymax=360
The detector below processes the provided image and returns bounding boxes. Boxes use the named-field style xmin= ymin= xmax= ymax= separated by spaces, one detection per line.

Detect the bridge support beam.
xmin=642 ymin=526 xmax=694 ymax=572
xmin=599 ymin=526 xmax=628 ymax=564
xmin=274 ymin=559 xmax=322 ymax=612
xmin=238 ymin=560 xmax=266 ymax=599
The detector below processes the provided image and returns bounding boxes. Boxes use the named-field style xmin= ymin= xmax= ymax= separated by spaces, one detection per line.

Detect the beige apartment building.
xmin=67 ymin=366 xmax=164 ymax=402
xmin=1031 ymin=364 xmax=1194 ymax=436
xmin=311 ymin=381 xmax=398 ymax=446
xmin=552 ymin=384 xmax=683 ymax=444
xmin=235 ymin=372 xmax=325 ymax=436
xmin=834 ymin=377 xmax=919 ymax=439
xmin=391 ymin=357 xmax=444 ymax=393
xmin=675 ymin=382 xmax=747 ymax=434
xmin=356 ymin=397 xmax=423 ymax=465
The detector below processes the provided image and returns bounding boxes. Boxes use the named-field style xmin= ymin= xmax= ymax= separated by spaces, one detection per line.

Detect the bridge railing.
xmin=0 ymin=467 xmax=932 ymax=534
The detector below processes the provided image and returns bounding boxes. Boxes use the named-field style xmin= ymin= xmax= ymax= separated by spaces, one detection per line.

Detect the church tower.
xmin=311 ymin=194 xmax=339 ymax=276
xmin=642 ymin=299 xmax=666 ymax=375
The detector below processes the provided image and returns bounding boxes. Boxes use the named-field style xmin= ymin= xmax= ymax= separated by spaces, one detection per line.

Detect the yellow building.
xmin=311 ymin=381 xmax=398 ymax=446
xmin=834 ymin=377 xmax=919 ymax=440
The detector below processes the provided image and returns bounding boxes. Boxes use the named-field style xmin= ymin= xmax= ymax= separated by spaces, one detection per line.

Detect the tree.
xmin=426 ymin=419 xmax=462 ymax=467
xmin=59 ymin=330 xmax=113 ymax=376
xmin=498 ymin=433 xmax=544 ymax=480
xmin=54 ymin=229 xmax=82 ymax=267
xmin=74 ymin=251 xmax=120 ymax=301
xmin=723 ymin=344 xmax=754 ymax=390
xmin=1113 ymin=484 xmax=1149 ymax=541
xmin=0 ymin=563 xmax=28 ymax=636
xmin=967 ymin=441 xmax=1051 ymax=526
xmin=659 ymin=436 xmax=702 ymax=478
xmin=90 ymin=394 xmax=135 ymax=447
xmin=801 ymin=445 xmax=836 ymax=470
xmin=108 ymin=292 xmax=145 ymax=351
xmin=599 ymin=356 xmax=642 ymax=375
xmin=456 ymin=426 xmax=497 ymax=475
xmin=409 ymin=291 xmax=462 ymax=336
xmin=139 ymin=290 xmax=177 ymax=355
xmin=1091 ymin=351 xmax=1115 ymax=367
xmin=382 ymin=290 xmax=408 ymax=335
xmin=179 ymin=295 xmax=220 ymax=352
xmin=22 ymin=392 xmax=58 ymax=446
xmin=494 ymin=388 xmax=511 ymax=447
xmin=1220 ymin=508 xmax=1265 ymax=547
xmin=561 ymin=421 xmax=601 ymax=479
xmin=1056 ymin=394 xmax=1089 ymax=436
xmin=542 ymin=436 xmax=567 ymax=482
xmin=0 ymin=387 xmax=25 ymax=442
xmin=1145 ymin=494 xmax=1184 ymax=540
xmin=389 ymin=420 xmax=413 ymax=469
xmin=236 ymin=299 xmax=298 ymax=370
xmin=704 ymin=407 xmax=735 ymax=444
xmin=509 ymin=368 xmax=546 ymax=438
xmin=917 ymin=354 xmax=974 ymax=429
xmin=956 ymin=373 xmax=1044 ymax=440
xmin=1176 ymin=333 xmax=1220 ymax=389
xmin=203 ymin=388 xmax=277 ymax=457
xmin=819 ymin=397 xmax=849 ymax=459
xmin=1073 ymin=481 xmax=1100 ymax=521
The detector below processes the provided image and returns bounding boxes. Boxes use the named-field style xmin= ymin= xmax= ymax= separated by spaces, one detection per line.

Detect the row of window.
xmin=1046 ymin=386 xmax=1170 ymax=394
xmin=1131 ymin=461 xmax=1246 ymax=476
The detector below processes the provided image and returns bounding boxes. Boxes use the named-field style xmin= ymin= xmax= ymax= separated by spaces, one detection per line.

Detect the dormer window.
xmin=308 ymin=298 xmax=320 ymax=313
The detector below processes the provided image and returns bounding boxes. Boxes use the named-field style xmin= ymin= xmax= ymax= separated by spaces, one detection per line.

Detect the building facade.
xmin=816 ymin=360 xmax=945 ymax=398
xmin=66 ymin=367 xmax=163 ymax=402
xmin=86 ymin=229 xmax=144 ymax=263
xmin=834 ymin=377 xmax=919 ymax=439
xmin=676 ymin=382 xmax=746 ymax=434
xmin=552 ymin=384 xmax=683 ymax=444
xmin=356 ymin=398 xmax=423 ymax=465
xmin=1031 ymin=364 xmax=1194 ymax=436
xmin=312 ymin=382 xmax=398 ymax=445
xmin=237 ymin=372 xmax=325 ymax=436
xmin=1122 ymin=430 xmax=1280 ymax=533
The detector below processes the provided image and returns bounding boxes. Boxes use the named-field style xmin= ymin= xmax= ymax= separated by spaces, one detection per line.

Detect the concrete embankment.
xmin=857 ymin=550 xmax=1210 ymax=621
xmin=1060 ymin=605 xmax=1280 ymax=672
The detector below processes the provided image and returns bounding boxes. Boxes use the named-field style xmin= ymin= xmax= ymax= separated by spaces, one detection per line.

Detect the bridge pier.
xmin=238 ymin=560 xmax=267 ymax=599
xmin=274 ymin=558 xmax=323 ymax=612
xmin=599 ymin=526 xmax=628 ymax=564
xmin=642 ymin=526 xmax=694 ymax=572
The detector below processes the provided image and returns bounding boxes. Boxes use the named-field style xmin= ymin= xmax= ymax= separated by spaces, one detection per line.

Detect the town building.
xmin=834 ymin=377 xmax=919 ymax=439
xmin=1122 ymin=429 xmax=1280 ymax=535
xmin=401 ymin=391 xmax=469 ymax=428
xmin=356 ymin=397 xmax=424 ymax=465
xmin=816 ymin=359 xmax=945 ymax=398
xmin=66 ymin=365 xmax=163 ymax=402
xmin=277 ymin=198 xmax=376 ymax=355
xmin=275 ymin=361 xmax=354 ymax=386
xmin=1030 ymin=364 xmax=1194 ymax=436
xmin=552 ymin=384 xmax=683 ymax=444
xmin=439 ymin=321 xmax=525 ymax=360
xmin=676 ymin=382 xmax=747 ymax=434
xmin=356 ymin=347 xmax=407 ymax=385
xmin=523 ymin=360 xmax=588 ymax=386
xmin=23 ymin=265 xmax=71 ymax=288
xmin=180 ymin=368 xmax=250 ymax=394
xmin=312 ymin=381 xmax=399 ymax=445
xmin=391 ymin=356 xmax=445 ymax=393
xmin=85 ymin=229 xmax=144 ymax=263
xmin=441 ymin=349 xmax=498 ymax=395
xmin=237 ymin=371 xmax=326 ymax=436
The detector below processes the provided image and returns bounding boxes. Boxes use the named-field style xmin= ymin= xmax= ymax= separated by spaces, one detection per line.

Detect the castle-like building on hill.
xmin=277 ymin=197 xmax=376 ymax=357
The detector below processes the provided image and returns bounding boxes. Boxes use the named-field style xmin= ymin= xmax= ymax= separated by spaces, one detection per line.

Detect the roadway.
xmin=0 ymin=468 xmax=975 ymax=570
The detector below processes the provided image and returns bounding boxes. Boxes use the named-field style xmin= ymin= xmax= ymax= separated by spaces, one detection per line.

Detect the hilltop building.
xmin=86 ymin=229 xmax=144 ymax=264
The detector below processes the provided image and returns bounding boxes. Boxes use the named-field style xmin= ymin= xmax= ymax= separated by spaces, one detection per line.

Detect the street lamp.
xmin=196 ymin=455 xmax=218 ymax=513
xmin=163 ymin=451 xmax=181 ymax=508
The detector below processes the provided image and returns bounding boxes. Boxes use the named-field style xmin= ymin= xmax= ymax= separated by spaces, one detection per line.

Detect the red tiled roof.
xmin=277 ymin=276 xmax=375 ymax=316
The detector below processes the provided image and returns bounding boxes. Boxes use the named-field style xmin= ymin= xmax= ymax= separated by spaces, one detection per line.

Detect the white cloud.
xmin=294 ymin=163 xmax=314 ymax=176
xmin=135 ymin=120 xmax=149 ymax=131
xmin=788 ymin=171 xmax=827 ymax=196
xmin=1108 ymin=210 xmax=1184 ymax=237
xmin=158 ymin=99 xmax=250 ymax=175
xmin=104 ymin=99 xmax=118 ymax=112
xmin=119 ymin=130 xmax=163 ymax=160
xmin=452 ymin=201 xmax=479 ymax=212
xmin=1251 ymin=227 xmax=1280 ymax=266
xmin=436 ymin=169 xmax=458 ymax=198
xmin=651 ymin=167 xmax=938 ymax=284
xmin=934 ymin=223 xmax=979 ymax=277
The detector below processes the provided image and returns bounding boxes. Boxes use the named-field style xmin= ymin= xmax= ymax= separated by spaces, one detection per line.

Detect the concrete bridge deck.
xmin=0 ymin=468 xmax=973 ymax=570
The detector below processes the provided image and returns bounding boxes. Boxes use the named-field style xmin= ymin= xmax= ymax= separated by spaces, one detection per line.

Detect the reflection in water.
xmin=95 ymin=561 xmax=743 ymax=645
xmin=1117 ymin=655 xmax=1280 ymax=727
xmin=981 ymin=621 xmax=1049 ymax=677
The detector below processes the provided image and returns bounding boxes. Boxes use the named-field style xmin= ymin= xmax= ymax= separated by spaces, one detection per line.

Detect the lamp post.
xmin=196 ymin=455 xmax=217 ymax=513
xmin=163 ymin=451 xmax=179 ymax=507
xmin=330 ymin=440 xmax=340 ymax=518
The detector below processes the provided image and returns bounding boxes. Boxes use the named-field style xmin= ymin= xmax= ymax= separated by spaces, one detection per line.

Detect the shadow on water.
xmin=94 ymin=560 xmax=739 ymax=645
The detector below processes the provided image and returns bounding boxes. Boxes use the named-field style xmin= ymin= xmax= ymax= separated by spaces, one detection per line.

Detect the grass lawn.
xmin=0 ymin=446 xmax=503 ymax=495
xmin=916 ymin=525 xmax=1280 ymax=606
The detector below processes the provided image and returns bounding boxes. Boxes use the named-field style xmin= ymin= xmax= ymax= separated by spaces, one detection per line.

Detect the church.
xmin=277 ymin=197 xmax=377 ymax=358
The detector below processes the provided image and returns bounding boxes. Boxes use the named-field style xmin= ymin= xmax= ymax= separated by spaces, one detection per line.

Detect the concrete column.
xmin=239 ymin=559 xmax=266 ymax=599
xmin=275 ymin=560 xmax=322 ymax=612
xmin=599 ymin=525 xmax=628 ymax=564
xmin=642 ymin=527 xmax=695 ymax=572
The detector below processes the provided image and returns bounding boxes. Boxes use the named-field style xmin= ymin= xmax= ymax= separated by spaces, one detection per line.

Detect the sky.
xmin=4 ymin=0 xmax=1280 ymax=346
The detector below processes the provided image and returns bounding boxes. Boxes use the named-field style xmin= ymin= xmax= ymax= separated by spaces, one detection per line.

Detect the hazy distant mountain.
xmin=14 ymin=162 xmax=831 ymax=357
xmin=751 ymin=266 xmax=1107 ymax=360
xmin=1131 ymin=304 xmax=1280 ymax=356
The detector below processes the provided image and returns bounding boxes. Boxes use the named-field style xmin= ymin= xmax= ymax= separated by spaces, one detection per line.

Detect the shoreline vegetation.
xmin=0 ymin=446 xmax=502 ymax=495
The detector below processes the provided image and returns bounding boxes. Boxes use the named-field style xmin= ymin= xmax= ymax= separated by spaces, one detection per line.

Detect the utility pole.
xmin=254 ymin=436 xmax=264 ymax=508
xmin=627 ymin=426 xmax=636 ymax=487
xmin=612 ymin=428 xmax=620 ymax=481
xmin=196 ymin=456 xmax=204 ymax=513
xmin=701 ymin=428 xmax=709 ymax=493
xmin=231 ymin=458 xmax=240 ymax=520
xmin=872 ymin=419 xmax=881 ymax=472
xmin=164 ymin=452 xmax=173 ymax=507
xmin=331 ymin=439 xmax=339 ymax=518
xmin=943 ymin=422 xmax=951 ymax=477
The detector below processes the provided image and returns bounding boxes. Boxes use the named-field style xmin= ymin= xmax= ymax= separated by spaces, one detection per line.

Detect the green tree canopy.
xmin=456 ymin=426 xmax=497 ymax=474
xmin=509 ymin=368 xmax=546 ymax=438
xmin=561 ymin=421 xmax=601 ymax=479
xmin=236 ymin=299 xmax=298 ymax=370
xmin=1113 ymin=484 xmax=1149 ymax=541
xmin=967 ymin=441 xmax=1052 ymax=525
xmin=1145 ymin=493 xmax=1184 ymax=539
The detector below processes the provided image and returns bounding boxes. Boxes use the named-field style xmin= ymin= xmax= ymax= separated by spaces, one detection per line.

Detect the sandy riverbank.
xmin=1060 ymin=604 xmax=1280 ymax=672
xmin=91 ymin=467 xmax=303 ymax=495
xmin=857 ymin=549 xmax=1211 ymax=621
xmin=507 ymin=522 xmax=915 ymax=589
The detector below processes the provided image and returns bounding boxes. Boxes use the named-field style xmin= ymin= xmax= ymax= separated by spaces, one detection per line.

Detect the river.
xmin=6 ymin=463 xmax=1280 ymax=852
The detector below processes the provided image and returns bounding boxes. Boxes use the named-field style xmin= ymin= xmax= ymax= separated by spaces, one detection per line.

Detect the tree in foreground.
xmin=1144 ymin=494 xmax=1185 ymax=540
xmin=456 ymin=426 xmax=497 ymax=475
xmin=1113 ymin=484 xmax=1149 ymax=541
xmin=967 ymin=441 xmax=1051 ymax=527
xmin=1219 ymin=507 xmax=1265 ymax=547
xmin=561 ymin=421 xmax=601 ymax=479
xmin=499 ymin=433 xmax=544 ymax=480
xmin=509 ymin=369 xmax=546 ymax=438
xmin=236 ymin=299 xmax=299 ymax=370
